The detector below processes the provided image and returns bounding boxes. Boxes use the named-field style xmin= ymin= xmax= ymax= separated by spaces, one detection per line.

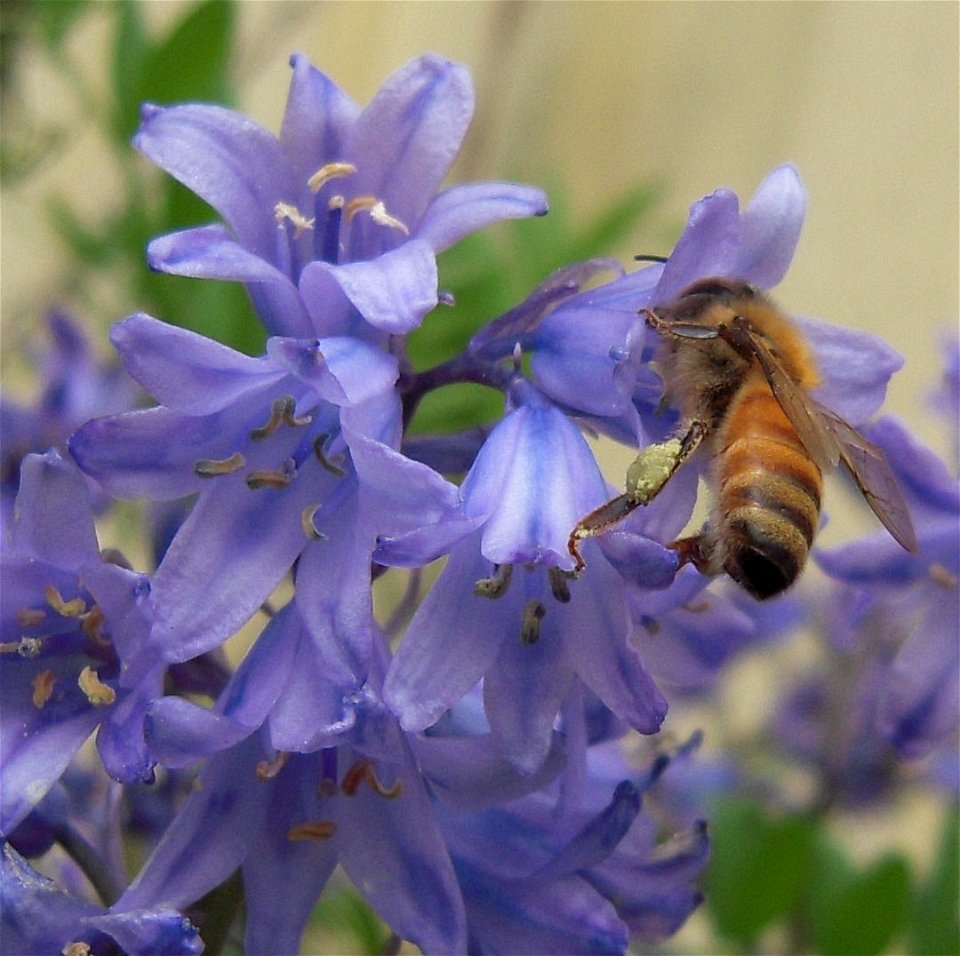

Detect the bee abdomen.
xmin=716 ymin=391 xmax=823 ymax=599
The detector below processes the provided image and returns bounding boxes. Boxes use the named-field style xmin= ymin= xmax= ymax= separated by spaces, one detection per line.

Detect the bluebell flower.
xmin=374 ymin=383 xmax=678 ymax=772
xmin=137 ymin=54 xmax=547 ymax=339
xmin=1 ymin=841 xmax=201 ymax=955
xmin=816 ymin=412 xmax=959 ymax=759
xmin=0 ymin=311 xmax=137 ymax=533
xmin=1 ymin=451 xmax=163 ymax=836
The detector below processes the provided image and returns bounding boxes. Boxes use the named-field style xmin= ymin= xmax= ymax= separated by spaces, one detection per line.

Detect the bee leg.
xmin=568 ymin=494 xmax=640 ymax=574
xmin=670 ymin=534 xmax=712 ymax=574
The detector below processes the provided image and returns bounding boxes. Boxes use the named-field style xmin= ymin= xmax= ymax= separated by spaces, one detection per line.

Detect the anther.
xmin=45 ymin=586 xmax=86 ymax=618
xmin=520 ymin=599 xmax=546 ymax=645
xmin=63 ymin=943 xmax=91 ymax=956
xmin=301 ymin=505 xmax=326 ymax=541
xmin=340 ymin=758 xmax=403 ymax=799
xmin=308 ymin=161 xmax=358 ymax=193
xmin=548 ymin=566 xmax=572 ymax=603
xmin=80 ymin=605 xmax=109 ymax=646
xmin=250 ymin=396 xmax=312 ymax=441
xmin=312 ymin=434 xmax=346 ymax=476
xmin=194 ymin=452 xmax=246 ymax=478
xmin=273 ymin=202 xmax=315 ymax=238
xmin=343 ymin=196 xmax=410 ymax=235
xmin=246 ymin=464 xmax=295 ymax=490
xmin=32 ymin=669 xmax=56 ymax=709
xmin=288 ymin=820 xmax=337 ymax=841
xmin=474 ymin=563 xmax=513 ymax=599
xmin=930 ymin=563 xmax=958 ymax=588
xmin=317 ymin=777 xmax=338 ymax=798
xmin=77 ymin=666 xmax=116 ymax=707
xmin=17 ymin=608 xmax=46 ymax=628
xmin=256 ymin=751 xmax=289 ymax=780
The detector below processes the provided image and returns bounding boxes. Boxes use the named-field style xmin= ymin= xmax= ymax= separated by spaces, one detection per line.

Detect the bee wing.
xmin=744 ymin=329 xmax=842 ymax=470
xmin=809 ymin=400 xmax=919 ymax=554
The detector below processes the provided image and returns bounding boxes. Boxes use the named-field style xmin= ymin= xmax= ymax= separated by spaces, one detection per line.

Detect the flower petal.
xmin=415 ymin=181 xmax=548 ymax=252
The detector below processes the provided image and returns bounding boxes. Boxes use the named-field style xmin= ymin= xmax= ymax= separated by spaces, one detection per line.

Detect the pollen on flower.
xmin=194 ymin=452 xmax=246 ymax=478
xmin=520 ymin=599 xmax=546 ymax=645
xmin=274 ymin=202 xmax=315 ymax=238
xmin=340 ymin=757 xmax=403 ymax=799
xmin=343 ymin=195 xmax=410 ymax=236
xmin=31 ymin=669 xmax=56 ymax=708
xmin=288 ymin=820 xmax=337 ymax=841
xmin=77 ymin=666 xmax=116 ymax=707
xmin=307 ymin=161 xmax=358 ymax=193
xmin=44 ymin=586 xmax=86 ymax=618
xmin=474 ymin=563 xmax=513 ymax=599
xmin=255 ymin=751 xmax=289 ymax=780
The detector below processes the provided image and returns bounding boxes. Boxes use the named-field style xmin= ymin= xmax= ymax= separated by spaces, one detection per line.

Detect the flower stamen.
xmin=312 ymin=434 xmax=346 ymax=476
xmin=288 ymin=820 xmax=337 ymax=841
xmin=340 ymin=758 xmax=403 ymax=799
xmin=274 ymin=202 xmax=315 ymax=238
xmin=474 ymin=563 xmax=513 ymax=599
xmin=930 ymin=563 xmax=958 ymax=588
xmin=32 ymin=669 xmax=56 ymax=708
xmin=80 ymin=605 xmax=109 ymax=646
xmin=520 ymin=599 xmax=546 ymax=645
xmin=548 ymin=566 xmax=572 ymax=603
xmin=17 ymin=608 xmax=46 ymax=628
xmin=45 ymin=586 xmax=86 ymax=619
xmin=77 ymin=666 xmax=116 ymax=707
xmin=308 ymin=161 xmax=358 ymax=193
xmin=256 ymin=751 xmax=289 ymax=780
xmin=250 ymin=396 xmax=312 ymax=441
xmin=246 ymin=461 xmax=297 ymax=489
xmin=301 ymin=505 xmax=326 ymax=541
xmin=194 ymin=452 xmax=246 ymax=478
xmin=343 ymin=196 xmax=410 ymax=235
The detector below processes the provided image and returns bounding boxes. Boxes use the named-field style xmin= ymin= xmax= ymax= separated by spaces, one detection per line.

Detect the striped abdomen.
xmin=715 ymin=376 xmax=823 ymax=599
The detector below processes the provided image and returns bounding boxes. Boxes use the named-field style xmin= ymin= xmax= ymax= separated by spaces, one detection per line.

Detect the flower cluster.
xmin=2 ymin=52 xmax=954 ymax=955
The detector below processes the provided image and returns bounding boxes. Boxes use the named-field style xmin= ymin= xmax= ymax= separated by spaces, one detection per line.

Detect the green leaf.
xmin=810 ymin=844 xmax=911 ymax=956
xmin=307 ymin=886 xmax=388 ymax=955
xmin=111 ymin=0 xmax=151 ymax=142
xmin=406 ymin=382 xmax=504 ymax=437
xmin=911 ymin=806 xmax=960 ymax=955
xmin=706 ymin=798 xmax=819 ymax=944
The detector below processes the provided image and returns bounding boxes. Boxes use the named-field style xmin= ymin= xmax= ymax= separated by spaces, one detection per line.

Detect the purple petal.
xmin=11 ymin=451 xmax=99 ymax=569
xmin=384 ymin=536 xmax=507 ymax=730
xmin=111 ymin=314 xmax=286 ymax=412
xmin=145 ymin=697 xmax=252 ymax=767
xmin=346 ymin=55 xmax=473 ymax=234
xmin=732 ymin=164 xmax=806 ymax=288
xmin=134 ymin=103 xmax=299 ymax=262
xmin=797 ymin=315 xmax=904 ymax=423
xmin=303 ymin=240 xmax=438 ymax=333
xmin=656 ymin=188 xmax=740 ymax=301
xmin=89 ymin=909 xmax=203 ymax=955
xmin=280 ymin=54 xmax=359 ymax=186
xmin=147 ymin=226 xmax=313 ymax=337
xmin=416 ymin=181 xmax=548 ymax=252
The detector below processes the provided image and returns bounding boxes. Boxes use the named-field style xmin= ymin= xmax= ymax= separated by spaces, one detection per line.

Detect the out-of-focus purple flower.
xmin=1 ymin=841 xmax=202 ymax=955
xmin=0 ymin=312 xmax=137 ymax=533
xmin=374 ymin=384 xmax=680 ymax=772
xmin=816 ymin=412 xmax=959 ymax=760
xmin=137 ymin=54 xmax=547 ymax=339
xmin=1 ymin=452 xmax=164 ymax=835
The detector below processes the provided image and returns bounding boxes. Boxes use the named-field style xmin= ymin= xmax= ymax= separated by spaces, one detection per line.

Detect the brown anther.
xmin=80 ymin=605 xmax=109 ymax=646
xmin=32 ymin=669 xmax=56 ymax=709
xmin=520 ymin=599 xmax=546 ymax=645
xmin=273 ymin=202 xmax=315 ymax=238
xmin=343 ymin=196 xmax=409 ymax=235
xmin=548 ymin=566 xmax=572 ymax=603
xmin=256 ymin=751 xmax=289 ymax=780
xmin=17 ymin=608 xmax=46 ymax=628
xmin=474 ymin=563 xmax=513 ymax=599
xmin=0 ymin=641 xmax=20 ymax=654
xmin=194 ymin=452 xmax=246 ymax=478
xmin=44 ymin=586 xmax=86 ymax=618
xmin=301 ymin=505 xmax=326 ymax=541
xmin=340 ymin=758 xmax=403 ymax=799
xmin=287 ymin=820 xmax=337 ymax=841
xmin=307 ymin=161 xmax=358 ymax=193
xmin=312 ymin=435 xmax=346 ymax=476
xmin=246 ymin=468 xmax=294 ymax=490
xmin=77 ymin=666 xmax=116 ymax=707
xmin=250 ymin=397 xmax=289 ymax=440
xmin=930 ymin=563 xmax=958 ymax=588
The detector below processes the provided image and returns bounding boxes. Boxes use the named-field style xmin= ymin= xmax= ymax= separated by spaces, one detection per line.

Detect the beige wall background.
xmin=4 ymin=3 xmax=958 ymax=455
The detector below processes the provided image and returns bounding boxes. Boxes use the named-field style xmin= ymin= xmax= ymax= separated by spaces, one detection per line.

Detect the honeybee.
xmin=568 ymin=277 xmax=918 ymax=599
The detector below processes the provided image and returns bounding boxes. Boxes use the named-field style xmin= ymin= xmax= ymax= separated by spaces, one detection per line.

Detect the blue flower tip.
xmin=139 ymin=102 xmax=163 ymax=123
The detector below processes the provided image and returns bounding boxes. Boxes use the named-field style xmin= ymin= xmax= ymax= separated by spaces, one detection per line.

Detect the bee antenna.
xmin=633 ymin=253 xmax=669 ymax=263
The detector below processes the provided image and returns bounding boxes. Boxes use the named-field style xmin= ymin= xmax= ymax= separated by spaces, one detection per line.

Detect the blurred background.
xmin=1 ymin=3 xmax=957 ymax=954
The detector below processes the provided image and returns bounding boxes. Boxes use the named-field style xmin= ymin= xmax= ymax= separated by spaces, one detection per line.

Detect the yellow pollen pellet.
xmin=288 ymin=820 xmax=337 ymax=841
xmin=32 ymin=669 xmax=56 ymax=708
xmin=194 ymin=452 xmax=246 ymax=477
xmin=307 ymin=161 xmax=357 ymax=193
xmin=44 ymin=586 xmax=86 ymax=618
xmin=77 ymin=666 xmax=116 ymax=707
